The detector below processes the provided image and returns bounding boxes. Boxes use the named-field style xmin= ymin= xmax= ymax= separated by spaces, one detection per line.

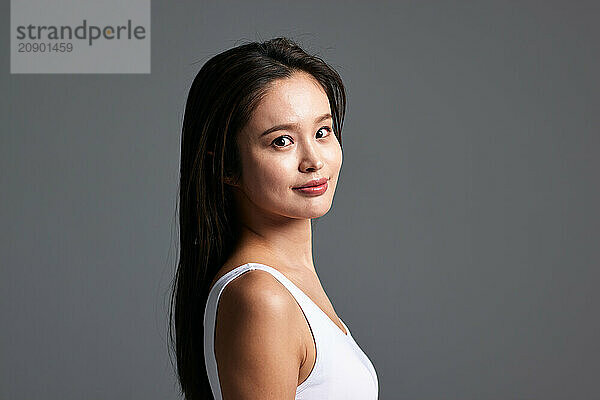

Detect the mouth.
xmin=293 ymin=177 xmax=328 ymax=189
xmin=292 ymin=178 xmax=329 ymax=196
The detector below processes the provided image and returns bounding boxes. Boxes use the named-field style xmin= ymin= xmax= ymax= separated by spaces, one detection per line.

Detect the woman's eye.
xmin=271 ymin=135 xmax=292 ymax=148
xmin=316 ymin=126 xmax=332 ymax=138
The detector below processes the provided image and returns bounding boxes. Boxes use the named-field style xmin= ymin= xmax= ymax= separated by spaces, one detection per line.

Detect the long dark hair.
xmin=168 ymin=36 xmax=347 ymax=399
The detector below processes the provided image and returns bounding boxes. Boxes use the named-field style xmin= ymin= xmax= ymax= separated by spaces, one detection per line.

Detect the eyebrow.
xmin=259 ymin=113 xmax=332 ymax=137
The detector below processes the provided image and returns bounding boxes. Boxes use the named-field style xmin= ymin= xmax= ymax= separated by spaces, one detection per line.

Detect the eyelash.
xmin=271 ymin=126 xmax=332 ymax=149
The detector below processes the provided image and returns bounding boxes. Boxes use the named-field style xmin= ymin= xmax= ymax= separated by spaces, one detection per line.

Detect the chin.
xmin=292 ymin=203 xmax=333 ymax=219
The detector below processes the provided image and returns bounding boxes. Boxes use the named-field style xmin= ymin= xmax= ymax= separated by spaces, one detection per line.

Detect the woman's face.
xmin=231 ymin=72 xmax=343 ymax=221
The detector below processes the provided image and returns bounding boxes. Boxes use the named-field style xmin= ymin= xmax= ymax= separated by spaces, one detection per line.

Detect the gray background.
xmin=2 ymin=1 xmax=598 ymax=399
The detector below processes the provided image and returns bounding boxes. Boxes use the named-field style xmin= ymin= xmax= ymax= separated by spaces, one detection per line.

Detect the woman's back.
xmin=204 ymin=262 xmax=379 ymax=399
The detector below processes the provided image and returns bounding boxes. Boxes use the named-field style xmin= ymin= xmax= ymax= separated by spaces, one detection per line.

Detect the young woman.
xmin=169 ymin=37 xmax=379 ymax=399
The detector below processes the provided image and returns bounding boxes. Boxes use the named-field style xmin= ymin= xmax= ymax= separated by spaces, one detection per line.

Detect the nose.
xmin=298 ymin=141 xmax=324 ymax=173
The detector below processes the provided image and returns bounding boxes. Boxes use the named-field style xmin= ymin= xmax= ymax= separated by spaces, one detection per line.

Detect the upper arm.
xmin=214 ymin=270 xmax=304 ymax=400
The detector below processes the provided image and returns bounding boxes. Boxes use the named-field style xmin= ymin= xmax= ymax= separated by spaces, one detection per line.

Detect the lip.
xmin=293 ymin=179 xmax=328 ymax=196
xmin=293 ymin=177 xmax=328 ymax=189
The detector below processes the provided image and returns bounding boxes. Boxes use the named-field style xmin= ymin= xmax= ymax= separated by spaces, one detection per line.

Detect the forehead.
xmin=248 ymin=72 xmax=331 ymax=129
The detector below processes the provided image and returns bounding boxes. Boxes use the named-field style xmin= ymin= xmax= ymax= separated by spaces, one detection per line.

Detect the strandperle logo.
xmin=11 ymin=0 xmax=150 ymax=74
xmin=15 ymin=19 xmax=147 ymax=46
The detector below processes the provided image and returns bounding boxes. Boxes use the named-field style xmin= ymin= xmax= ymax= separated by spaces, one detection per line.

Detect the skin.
xmin=211 ymin=71 xmax=345 ymax=399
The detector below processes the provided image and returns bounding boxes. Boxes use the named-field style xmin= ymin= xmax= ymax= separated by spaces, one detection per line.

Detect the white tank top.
xmin=204 ymin=262 xmax=379 ymax=399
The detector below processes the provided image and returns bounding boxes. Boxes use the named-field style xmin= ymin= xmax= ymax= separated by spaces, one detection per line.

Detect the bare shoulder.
xmin=220 ymin=269 xmax=296 ymax=311
xmin=214 ymin=270 xmax=305 ymax=399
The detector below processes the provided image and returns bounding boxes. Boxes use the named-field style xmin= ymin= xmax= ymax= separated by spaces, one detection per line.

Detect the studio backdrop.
xmin=2 ymin=1 xmax=599 ymax=399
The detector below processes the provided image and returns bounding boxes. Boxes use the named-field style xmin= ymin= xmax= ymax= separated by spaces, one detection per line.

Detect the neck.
xmin=232 ymin=209 xmax=316 ymax=275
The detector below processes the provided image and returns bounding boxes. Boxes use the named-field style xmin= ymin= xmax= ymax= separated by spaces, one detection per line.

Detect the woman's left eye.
xmin=316 ymin=126 xmax=332 ymax=138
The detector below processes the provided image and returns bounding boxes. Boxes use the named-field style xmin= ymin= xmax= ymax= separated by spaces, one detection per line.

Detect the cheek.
xmin=243 ymin=156 xmax=293 ymax=199
xmin=327 ymin=143 xmax=343 ymax=177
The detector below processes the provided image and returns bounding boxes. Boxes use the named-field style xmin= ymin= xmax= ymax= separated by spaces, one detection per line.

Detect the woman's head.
xmin=227 ymin=70 xmax=343 ymax=224
xmin=170 ymin=37 xmax=347 ymax=399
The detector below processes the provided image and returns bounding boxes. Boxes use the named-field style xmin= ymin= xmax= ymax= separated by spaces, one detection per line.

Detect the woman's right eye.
xmin=271 ymin=135 xmax=293 ymax=148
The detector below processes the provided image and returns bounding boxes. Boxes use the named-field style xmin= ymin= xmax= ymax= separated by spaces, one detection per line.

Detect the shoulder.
xmin=220 ymin=269 xmax=295 ymax=311
xmin=215 ymin=269 xmax=304 ymax=345
xmin=214 ymin=269 xmax=305 ymax=397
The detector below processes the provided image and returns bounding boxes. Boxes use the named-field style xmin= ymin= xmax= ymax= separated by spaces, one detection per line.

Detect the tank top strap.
xmin=245 ymin=263 xmax=314 ymax=308
xmin=249 ymin=264 xmax=352 ymax=338
xmin=204 ymin=262 xmax=334 ymax=341
xmin=241 ymin=264 xmax=342 ymax=336
xmin=205 ymin=262 xmax=310 ymax=309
